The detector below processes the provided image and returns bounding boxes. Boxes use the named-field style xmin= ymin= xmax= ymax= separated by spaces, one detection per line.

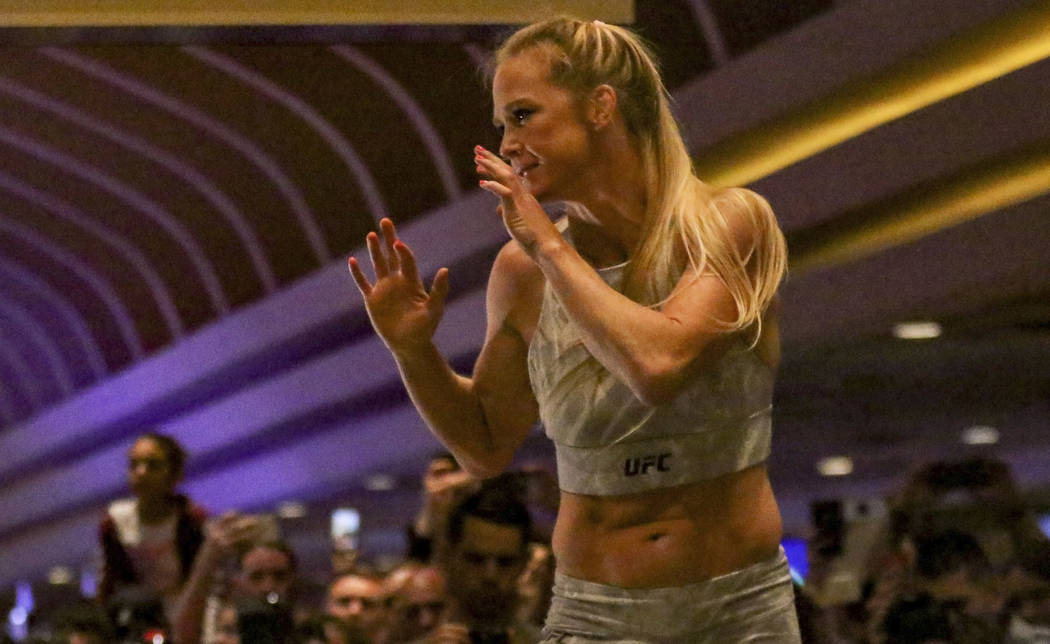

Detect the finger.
xmin=395 ymin=241 xmax=421 ymax=285
xmin=347 ymin=257 xmax=374 ymax=296
xmin=380 ymin=218 xmax=400 ymax=272
xmin=479 ymin=178 xmax=513 ymax=197
xmin=366 ymin=231 xmax=389 ymax=277
xmin=474 ymin=153 xmax=516 ymax=184
xmin=428 ymin=268 xmax=450 ymax=313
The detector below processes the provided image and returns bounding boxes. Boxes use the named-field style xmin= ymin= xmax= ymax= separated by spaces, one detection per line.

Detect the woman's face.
xmin=492 ymin=47 xmax=593 ymax=201
xmin=127 ymin=437 xmax=177 ymax=500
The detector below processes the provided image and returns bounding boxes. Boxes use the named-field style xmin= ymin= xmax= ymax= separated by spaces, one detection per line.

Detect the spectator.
xmin=99 ymin=433 xmax=207 ymax=617
xmin=429 ymin=479 xmax=539 ymax=644
xmin=325 ymin=572 xmax=388 ymax=643
xmin=407 ymin=452 xmax=475 ymax=563
xmin=170 ymin=515 xmax=289 ymax=644
xmin=385 ymin=566 xmax=447 ymax=643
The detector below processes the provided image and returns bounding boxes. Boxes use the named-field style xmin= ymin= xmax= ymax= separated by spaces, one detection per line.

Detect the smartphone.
xmin=331 ymin=507 xmax=360 ymax=552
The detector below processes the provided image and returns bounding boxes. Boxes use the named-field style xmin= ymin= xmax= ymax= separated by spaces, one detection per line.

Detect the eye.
xmin=512 ymin=108 xmax=532 ymax=125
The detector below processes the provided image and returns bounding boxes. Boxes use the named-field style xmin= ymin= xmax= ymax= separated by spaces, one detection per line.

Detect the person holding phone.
xmin=349 ymin=17 xmax=797 ymax=642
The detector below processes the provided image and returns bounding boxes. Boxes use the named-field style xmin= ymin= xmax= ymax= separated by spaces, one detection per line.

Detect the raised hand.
xmin=348 ymin=218 xmax=450 ymax=355
xmin=474 ymin=145 xmax=560 ymax=256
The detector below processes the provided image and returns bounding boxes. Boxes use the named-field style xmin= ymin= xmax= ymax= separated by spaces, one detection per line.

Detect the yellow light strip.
xmin=696 ymin=2 xmax=1050 ymax=188
xmin=790 ymin=143 xmax=1050 ymax=273
xmin=0 ymin=0 xmax=633 ymax=27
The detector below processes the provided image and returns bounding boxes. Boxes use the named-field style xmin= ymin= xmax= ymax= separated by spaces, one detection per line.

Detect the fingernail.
xmin=474 ymin=145 xmax=484 ymax=152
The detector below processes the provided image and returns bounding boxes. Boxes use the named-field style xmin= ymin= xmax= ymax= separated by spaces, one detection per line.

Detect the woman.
xmin=99 ymin=433 xmax=207 ymax=620
xmin=349 ymin=17 xmax=798 ymax=642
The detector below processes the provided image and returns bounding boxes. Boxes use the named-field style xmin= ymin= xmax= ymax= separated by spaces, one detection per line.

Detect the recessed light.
xmin=962 ymin=425 xmax=999 ymax=445
xmin=892 ymin=321 xmax=942 ymax=340
xmin=276 ymin=501 xmax=307 ymax=519
xmin=817 ymin=456 xmax=854 ymax=477
xmin=364 ymin=474 xmax=396 ymax=491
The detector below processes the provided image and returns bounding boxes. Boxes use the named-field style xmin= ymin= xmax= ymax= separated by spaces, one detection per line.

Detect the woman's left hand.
xmin=474 ymin=145 xmax=560 ymax=256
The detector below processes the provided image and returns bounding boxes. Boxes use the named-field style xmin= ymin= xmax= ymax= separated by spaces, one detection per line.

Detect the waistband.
xmin=543 ymin=548 xmax=799 ymax=642
xmin=552 ymin=415 xmax=771 ymax=495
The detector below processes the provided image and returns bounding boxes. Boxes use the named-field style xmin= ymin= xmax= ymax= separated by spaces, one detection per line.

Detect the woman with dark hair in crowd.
xmin=349 ymin=16 xmax=796 ymax=642
xmin=99 ymin=432 xmax=207 ymax=619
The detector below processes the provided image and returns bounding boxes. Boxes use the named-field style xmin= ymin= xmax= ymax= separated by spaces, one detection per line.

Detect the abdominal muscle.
xmin=552 ymin=462 xmax=783 ymax=588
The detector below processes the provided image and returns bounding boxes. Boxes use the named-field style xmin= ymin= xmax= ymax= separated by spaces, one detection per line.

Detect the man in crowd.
xmin=385 ymin=565 xmax=447 ymax=642
xmin=171 ymin=513 xmax=297 ymax=644
xmin=326 ymin=571 xmax=389 ymax=642
xmin=428 ymin=478 xmax=539 ymax=644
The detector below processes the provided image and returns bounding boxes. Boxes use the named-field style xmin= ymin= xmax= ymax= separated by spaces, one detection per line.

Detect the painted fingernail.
xmin=474 ymin=144 xmax=484 ymax=152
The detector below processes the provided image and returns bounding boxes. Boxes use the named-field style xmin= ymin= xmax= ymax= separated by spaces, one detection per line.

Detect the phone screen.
xmin=331 ymin=507 xmax=360 ymax=552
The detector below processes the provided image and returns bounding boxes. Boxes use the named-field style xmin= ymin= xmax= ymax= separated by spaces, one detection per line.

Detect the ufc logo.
xmin=624 ymin=453 xmax=672 ymax=476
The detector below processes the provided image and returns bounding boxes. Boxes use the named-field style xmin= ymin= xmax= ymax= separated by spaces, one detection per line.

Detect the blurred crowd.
xmin=798 ymin=457 xmax=1050 ymax=643
xmin=5 ymin=433 xmax=1050 ymax=643
xmin=8 ymin=435 xmax=556 ymax=644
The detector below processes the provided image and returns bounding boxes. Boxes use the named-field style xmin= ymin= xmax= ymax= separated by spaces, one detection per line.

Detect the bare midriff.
xmin=552 ymin=462 xmax=783 ymax=588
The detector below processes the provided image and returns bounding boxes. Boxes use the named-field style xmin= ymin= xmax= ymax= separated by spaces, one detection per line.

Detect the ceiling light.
xmin=892 ymin=321 xmax=942 ymax=339
xmin=47 ymin=566 xmax=74 ymax=585
xmin=276 ymin=501 xmax=307 ymax=519
xmin=962 ymin=425 xmax=999 ymax=445
xmin=364 ymin=474 xmax=396 ymax=491
xmin=817 ymin=456 xmax=854 ymax=477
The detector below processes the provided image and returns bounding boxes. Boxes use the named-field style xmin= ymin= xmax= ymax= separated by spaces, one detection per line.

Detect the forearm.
xmin=392 ymin=342 xmax=509 ymax=476
xmin=171 ymin=544 xmax=223 ymax=644
xmin=533 ymin=240 xmax=700 ymax=405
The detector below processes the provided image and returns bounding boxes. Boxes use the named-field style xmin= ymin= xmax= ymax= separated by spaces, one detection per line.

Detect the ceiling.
xmin=0 ymin=0 xmax=1048 ymax=590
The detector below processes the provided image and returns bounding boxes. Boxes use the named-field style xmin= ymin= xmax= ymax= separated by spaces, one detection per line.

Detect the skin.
xmin=325 ymin=574 xmax=388 ymax=638
xmin=127 ymin=437 xmax=180 ymax=523
xmin=349 ymin=45 xmax=784 ymax=587
xmin=238 ymin=546 xmax=295 ymax=601
xmin=388 ymin=566 xmax=447 ymax=642
xmin=446 ymin=517 xmax=527 ymax=627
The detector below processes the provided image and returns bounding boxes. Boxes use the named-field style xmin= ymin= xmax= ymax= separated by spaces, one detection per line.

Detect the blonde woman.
xmin=349 ymin=17 xmax=798 ymax=642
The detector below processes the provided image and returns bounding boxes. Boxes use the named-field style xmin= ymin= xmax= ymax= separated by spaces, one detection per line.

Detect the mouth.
xmin=516 ymin=163 xmax=538 ymax=178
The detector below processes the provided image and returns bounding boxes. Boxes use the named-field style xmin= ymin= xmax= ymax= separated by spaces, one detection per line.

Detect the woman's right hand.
xmin=348 ymin=218 xmax=450 ymax=355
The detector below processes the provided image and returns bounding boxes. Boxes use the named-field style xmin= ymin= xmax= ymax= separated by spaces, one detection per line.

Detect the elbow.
xmin=458 ymin=449 xmax=514 ymax=480
xmin=627 ymin=359 xmax=687 ymax=407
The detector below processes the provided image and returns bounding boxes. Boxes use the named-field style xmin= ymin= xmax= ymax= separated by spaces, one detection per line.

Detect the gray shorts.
xmin=541 ymin=548 xmax=800 ymax=643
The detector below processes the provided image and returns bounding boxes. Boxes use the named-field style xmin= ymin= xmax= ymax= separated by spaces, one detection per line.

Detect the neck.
xmin=569 ymin=130 xmax=647 ymax=265
xmin=138 ymin=494 xmax=177 ymax=523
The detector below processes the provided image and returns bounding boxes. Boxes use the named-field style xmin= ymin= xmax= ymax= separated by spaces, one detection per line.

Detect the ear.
xmin=587 ymin=84 xmax=618 ymax=130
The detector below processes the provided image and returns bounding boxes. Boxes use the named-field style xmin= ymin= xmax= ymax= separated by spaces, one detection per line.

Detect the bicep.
xmin=470 ymin=244 xmax=540 ymax=455
xmin=472 ymin=322 xmax=538 ymax=452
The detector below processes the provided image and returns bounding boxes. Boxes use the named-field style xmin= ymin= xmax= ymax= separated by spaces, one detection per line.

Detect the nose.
xmin=499 ymin=130 xmax=520 ymax=160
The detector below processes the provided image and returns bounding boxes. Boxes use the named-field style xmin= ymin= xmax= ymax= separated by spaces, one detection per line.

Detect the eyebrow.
xmin=492 ymin=99 xmax=530 ymax=126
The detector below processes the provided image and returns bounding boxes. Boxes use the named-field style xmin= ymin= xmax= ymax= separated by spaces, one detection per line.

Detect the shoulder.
xmin=177 ymin=495 xmax=209 ymax=525
xmin=492 ymin=239 xmax=542 ymax=282
xmin=488 ymin=241 xmax=544 ymax=305
xmin=706 ymin=186 xmax=778 ymax=248
xmin=486 ymin=240 xmax=545 ymax=339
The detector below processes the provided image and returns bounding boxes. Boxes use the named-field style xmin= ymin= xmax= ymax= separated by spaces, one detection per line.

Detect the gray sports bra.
xmin=526 ymin=227 xmax=774 ymax=495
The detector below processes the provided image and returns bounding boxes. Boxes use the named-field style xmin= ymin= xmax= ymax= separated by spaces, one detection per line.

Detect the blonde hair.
xmin=493 ymin=18 xmax=787 ymax=340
